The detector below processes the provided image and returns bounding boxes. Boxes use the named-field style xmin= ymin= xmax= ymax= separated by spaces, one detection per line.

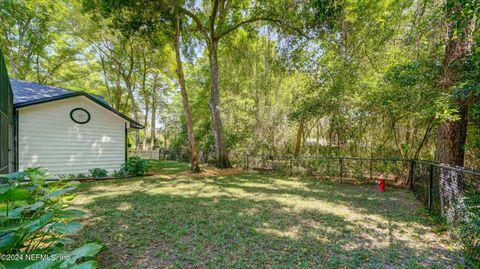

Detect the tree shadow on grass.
xmin=195 ymin=173 xmax=429 ymax=225
xmin=74 ymin=183 xmax=463 ymax=268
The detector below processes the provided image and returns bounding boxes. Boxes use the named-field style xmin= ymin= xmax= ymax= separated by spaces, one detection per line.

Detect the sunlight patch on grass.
xmin=116 ymin=202 xmax=132 ymax=212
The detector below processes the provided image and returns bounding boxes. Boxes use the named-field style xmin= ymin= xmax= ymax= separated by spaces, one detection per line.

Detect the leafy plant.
xmin=89 ymin=168 xmax=108 ymax=178
xmin=76 ymin=173 xmax=87 ymax=178
xmin=120 ymin=157 xmax=149 ymax=176
xmin=0 ymin=167 xmax=103 ymax=268
xmin=113 ymin=170 xmax=125 ymax=177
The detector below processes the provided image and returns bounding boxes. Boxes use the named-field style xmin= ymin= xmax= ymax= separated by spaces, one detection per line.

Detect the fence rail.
xmin=130 ymin=149 xmax=480 ymax=224
xmin=229 ymin=153 xmax=410 ymax=184
xmin=129 ymin=150 xmax=161 ymax=160
xmin=129 ymin=149 xmax=191 ymax=162
xmin=0 ymin=165 xmax=8 ymax=174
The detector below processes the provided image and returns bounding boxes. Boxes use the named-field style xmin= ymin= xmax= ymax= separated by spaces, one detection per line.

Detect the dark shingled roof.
xmin=11 ymin=79 xmax=109 ymax=106
xmin=10 ymin=78 xmax=143 ymax=129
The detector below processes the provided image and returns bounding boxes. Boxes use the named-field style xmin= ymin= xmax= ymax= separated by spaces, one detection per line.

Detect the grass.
xmin=71 ymin=160 xmax=462 ymax=268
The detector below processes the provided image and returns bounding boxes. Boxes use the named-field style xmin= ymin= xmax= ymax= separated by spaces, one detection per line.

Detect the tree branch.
xmin=218 ymin=0 xmax=230 ymax=25
xmin=414 ymin=116 xmax=435 ymax=159
xmin=176 ymin=6 xmax=210 ymax=43
xmin=210 ymin=0 xmax=220 ymax=38
xmin=217 ymin=16 xmax=306 ymax=40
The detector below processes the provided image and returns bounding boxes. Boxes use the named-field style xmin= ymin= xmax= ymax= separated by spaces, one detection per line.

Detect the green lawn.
xmin=72 ymin=160 xmax=462 ymax=268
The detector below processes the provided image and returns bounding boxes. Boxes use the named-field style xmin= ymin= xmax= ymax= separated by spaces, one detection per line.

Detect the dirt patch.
xmin=178 ymin=167 xmax=243 ymax=177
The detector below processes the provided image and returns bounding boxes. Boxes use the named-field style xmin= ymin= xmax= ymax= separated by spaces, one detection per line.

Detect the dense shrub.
xmin=0 ymin=167 xmax=103 ymax=268
xmin=76 ymin=173 xmax=87 ymax=178
xmin=89 ymin=168 xmax=108 ymax=178
xmin=121 ymin=156 xmax=149 ymax=176
xmin=458 ymin=189 xmax=480 ymax=265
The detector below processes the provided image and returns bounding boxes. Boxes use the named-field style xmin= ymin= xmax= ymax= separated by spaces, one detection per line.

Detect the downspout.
xmin=125 ymin=122 xmax=128 ymax=162
xmin=13 ymin=110 xmax=19 ymax=172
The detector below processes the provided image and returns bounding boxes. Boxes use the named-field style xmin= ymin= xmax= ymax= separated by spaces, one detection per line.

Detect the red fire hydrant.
xmin=378 ymin=177 xmax=385 ymax=192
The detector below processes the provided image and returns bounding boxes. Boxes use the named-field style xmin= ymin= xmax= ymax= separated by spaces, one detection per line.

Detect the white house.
xmin=10 ymin=79 xmax=143 ymax=176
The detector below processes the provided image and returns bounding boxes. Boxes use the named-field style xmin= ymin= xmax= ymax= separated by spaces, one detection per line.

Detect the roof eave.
xmin=129 ymin=122 xmax=144 ymax=129
xmin=14 ymin=92 xmax=144 ymax=129
xmin=14 ymin=92 xmax=81 ymax=109
xmin=81 ymin=94 xmax=144 ymax=129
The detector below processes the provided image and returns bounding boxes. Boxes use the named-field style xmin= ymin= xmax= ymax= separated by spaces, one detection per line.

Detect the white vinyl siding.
xmin=18 ymin=96 xmax=127 ymax=176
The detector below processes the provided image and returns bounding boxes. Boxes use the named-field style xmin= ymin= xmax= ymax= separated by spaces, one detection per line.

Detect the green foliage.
xmin=311 ymin=0 xmax=343 ymax=29
xmin=121 ymin=156 xmax=149 ymax=176
xmin=0 ymin=167 xmax=103 ymax=268
xmin=384 ymin=60 xmax=441 ymax=88
xmin=76 ymin=173 xmax=88 ymax=179
xmin=458 ymin=189 xmax=480 ymax=265
xmin=89 ymin=168 xmax=108 ymax=178
xmin=1 ymin=0 xmax=478 ymax=166
xmin=112 ymin=170 xmax=125 ymax=177
xmin=0 ymin=0 xmax=92 ymax=86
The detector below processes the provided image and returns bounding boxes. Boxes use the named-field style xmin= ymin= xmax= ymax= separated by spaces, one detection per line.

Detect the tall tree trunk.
xmin=435 ymin=101 xmax=469 ymax=166
xmin=99 ymin=53 xmax=113 ymax=106
xmin=435 ymin=1 xmax=475 ymax=166
xmin=143 ymin=100 xmax=149 ymax=150
xmin=208 ymin=39 xmax=232 ymax=168
xmin=150 ymin=106 xmax=156 ymax=149
xmin=141 ymin=51 xmax=149 ymax=150
xmin=164 ymin=133 xmax=167 ymax=150
xmin=435 ymin=1 xmax=475 ymax=223
xmin=127 ymin=90 xmax=141 ymax=149
xmin=175 ymin=14 xmax=200 ymax=173
xmin=294 ymin=119 xmax=304 ymax=156
xmin=414 ymin=117 xmax=435 ymax=159
xmin=150 ymin=78 xmax=157 ymax=149
xmin=13 ymin=20 xmax=28 ymax=76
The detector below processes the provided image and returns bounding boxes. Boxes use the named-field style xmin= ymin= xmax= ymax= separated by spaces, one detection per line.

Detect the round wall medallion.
xmin=70 ymin=108 xmax=90 ymax=124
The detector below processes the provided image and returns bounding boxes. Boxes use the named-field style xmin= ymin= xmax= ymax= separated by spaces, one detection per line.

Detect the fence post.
xmin=289 ymin=157 xmax=293 ymax=175
xmin=408 ymin=160 xmax=415 ymax=190
xmin=246 ymin=155 xmax=249 ymax=170
xmin=369 ymin=158 xmax=373 ymax=181
xmin=339 ymin=157 xmax=344 ymax=183
xmin=428 ymin=164 xmax=433 ymax=212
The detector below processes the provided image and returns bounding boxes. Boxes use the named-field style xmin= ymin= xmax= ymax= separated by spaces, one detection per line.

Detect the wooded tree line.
xmin=0 ymin=0 xmax=478 ymax=171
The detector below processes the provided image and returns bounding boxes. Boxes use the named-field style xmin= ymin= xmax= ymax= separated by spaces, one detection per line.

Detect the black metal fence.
xmin=229 ymin=154 xmax=409 ymax=184
xmin=410 ymin=160 xmax=480 ymax=223
xmin=129 ymin=150 xmax=409 ymax=183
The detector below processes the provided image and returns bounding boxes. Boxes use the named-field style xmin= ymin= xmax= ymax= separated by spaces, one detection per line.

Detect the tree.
xmin=0 ymin=0 xmax=87 ymax=83
xmin=435 ymin=0 xmax=478 ymax=166
xmin=83 ymin=0 xmax=202 ymax=172
xmin=105 ymin=38 xmax=141 ymax=148
xmin=174 ymin=12 xmax=201 ymax=172
xmin=3 ymin=0 xmax=480 ymax=173
xmin=177 ymin=0 xmax=306 ymax=168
